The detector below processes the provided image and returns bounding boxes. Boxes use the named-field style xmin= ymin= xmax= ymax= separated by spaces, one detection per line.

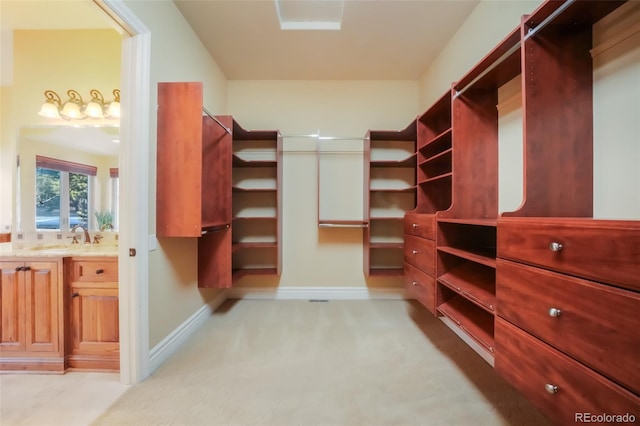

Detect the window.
xmin=35 ymin=156 xmax=96 ymax=230
xmin=110 ymin=167 xmax=119 ymax=229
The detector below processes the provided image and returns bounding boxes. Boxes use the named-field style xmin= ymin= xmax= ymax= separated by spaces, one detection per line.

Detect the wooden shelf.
xmin=371 ymin=155 xmax=417 ymax=168
xmin=437 ymin=295 xmax=494 ymax=354
xmin=438 ymin=246 xmax=497 ymax=268
xmin=369 ymin=242 xmax=404 ymax=249
xmin=418 ymin=173 xmax=452 ymax=185
xmin=420 ymin=128 xmax=452 ymax=153
xmin=365 ymin=121 xmax=417 ymax=277
xmin=232 ymin=156 xmax=277 ymax=168
xmin=232 ymin=187 xmax=276 ymax=193
xmin=419 ymin=148 xmax=452 ymax=167
xmin=437 ymin=218 xmax=497 ymax=227
xmin=438 ymin=262 xmax=496 ymax=313
xmin=369 ymin=186 xmax=416 ymax=193
xmin=232 ymin=268 xmax=278 ymax=280
xmin=369 ymin=216 xmax=404 ymax=221
xmin=232 ymin=242 xmax=277 ymax=253
xmin=233 ymin=216 xmax=276 ymax=221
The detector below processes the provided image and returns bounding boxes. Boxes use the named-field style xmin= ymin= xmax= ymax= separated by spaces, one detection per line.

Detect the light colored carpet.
xmin=93 ymin=299 xmax=549 ymax=426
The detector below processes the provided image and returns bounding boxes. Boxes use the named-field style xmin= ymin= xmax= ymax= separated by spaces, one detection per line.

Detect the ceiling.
xmin=2 ymin=0 xmax=479 ymax=80
xmin=174 ymin=0 xmax=480 ymax=80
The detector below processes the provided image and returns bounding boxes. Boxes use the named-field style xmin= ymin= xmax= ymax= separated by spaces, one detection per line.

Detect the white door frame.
xmin=97 ymin=0 xmax=151 ymax=385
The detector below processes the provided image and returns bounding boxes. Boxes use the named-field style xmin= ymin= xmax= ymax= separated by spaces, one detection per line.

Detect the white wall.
xmin=419 ymin=0 xmax=543 ymax=110
xmin=592 ymin=2 xmax=640 ymax=219
xmin=122 ymin=0 xmax=229 ymax=347
xmin=228 ymin=80 xmax=419 ymax=288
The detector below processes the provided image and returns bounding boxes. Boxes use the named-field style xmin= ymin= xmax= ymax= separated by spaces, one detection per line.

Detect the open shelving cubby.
xmin=364 ymin=122 xmax=417 ymax=276
xmin=231 ymin=120 xmax=282 ymax=281
xmin=417 ymin=91 xmax=453 ymax=215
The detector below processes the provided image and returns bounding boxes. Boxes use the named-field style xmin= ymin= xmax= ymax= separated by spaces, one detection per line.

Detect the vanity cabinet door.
xmin=0 ymin=262 xmax=25 ymax=352
xmin=1 ymin=260 xmax=64 ymax=372
xmin=23 ymin=262 xmax=61 ymax=354
xmin=66 ymin=257 xmax=119 ymax=371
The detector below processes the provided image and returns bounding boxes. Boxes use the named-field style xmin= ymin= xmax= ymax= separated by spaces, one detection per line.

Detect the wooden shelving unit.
xmin=364 ymin=123 xmax=417 ymax=276
xmin=431 ymin=26 xmax=522 ymax=365
xmin=231 ymin=120 xmax=282 ymax=282
xmin=156 ymin=83 xmax=233 ymax=288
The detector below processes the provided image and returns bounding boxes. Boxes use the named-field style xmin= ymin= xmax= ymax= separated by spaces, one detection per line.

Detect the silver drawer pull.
xmin=412 ymin=223 xmax=418 ymax=228
xmin=548 ymin=308 xmax=562 ymax=318
xmin=545 ymin=384 xmax=558 ymax=394
xmin=412 ymin=250 xmax=419 ymax=255
xmin=412 ymin=281 xmax=419 ymax=286
xmin=549 ymin=242 xmax=563 ymax=252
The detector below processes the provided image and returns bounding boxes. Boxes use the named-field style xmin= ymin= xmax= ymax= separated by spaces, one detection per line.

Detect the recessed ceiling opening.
xmin=275 ymin=0 xmax=344 ymax=30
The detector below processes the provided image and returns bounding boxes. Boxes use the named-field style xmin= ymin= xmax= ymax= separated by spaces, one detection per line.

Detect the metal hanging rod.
xmin=202 ymin=107 xmax=231 ymax=134
xmin=524 ymin=0 xmax=576 ymax=41
xmin=454 ymin=41 xmax=521 ymax=99
xmin=455 ymin=0 xmax=576 ymax=99
xmin=280 ymin=133 xmax=364 ymax=140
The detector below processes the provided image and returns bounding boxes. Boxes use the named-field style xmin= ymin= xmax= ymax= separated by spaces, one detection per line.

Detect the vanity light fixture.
xmin=38 ymin=89 xmax=120 ymax=121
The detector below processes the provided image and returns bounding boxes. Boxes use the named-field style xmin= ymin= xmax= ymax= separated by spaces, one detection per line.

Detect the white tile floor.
xmin=0 ymin=372 xmax=128 ymax=426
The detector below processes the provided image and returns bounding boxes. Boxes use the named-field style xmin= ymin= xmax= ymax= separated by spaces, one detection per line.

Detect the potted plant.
xmin=95 ymin=210 xmax=114 ymax=231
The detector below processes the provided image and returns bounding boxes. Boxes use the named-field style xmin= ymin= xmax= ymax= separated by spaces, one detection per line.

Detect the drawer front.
xmin=72 ymin=260 xmax=118 ymax=282
xmin=404 ymin=235 xmax=435 ymax=275
xmin=498 ymin=219 xmax=640 ymax=291
xmin=497 ymin=259 xmax=640 ymax=395
xmin=404 ymin=214 xmax=435 ymax=240
xmin=495 ymin=318 xmax=640 ymax=424
xmin=404 ymin=262 xmax=435 ymax=315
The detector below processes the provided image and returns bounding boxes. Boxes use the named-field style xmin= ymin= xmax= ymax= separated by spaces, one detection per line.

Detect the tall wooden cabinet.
xmin=156 ymin=82 xmax=282 ymax=287
xmin=231 ymin=120 xmax=282 ymax=281
xmin=363 ymin=123 xmax=417 ymax=276
xmin=431 ymin=27 xmax=522 ymax=365
xmin=0 ymin=259 xmax=65 ymax=372
xmin=156 ymin=82 xmax=233 ymax=288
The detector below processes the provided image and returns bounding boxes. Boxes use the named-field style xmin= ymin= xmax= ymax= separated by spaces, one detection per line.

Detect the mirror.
xmin=16 ymin=125 xmax=119 ymax=233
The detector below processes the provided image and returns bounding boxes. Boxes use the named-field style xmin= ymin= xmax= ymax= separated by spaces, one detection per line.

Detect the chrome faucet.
xmin=71 ymin=224 xmax=92 ymax=244
xmin=100 ymin=223 xmax=114 ymax=231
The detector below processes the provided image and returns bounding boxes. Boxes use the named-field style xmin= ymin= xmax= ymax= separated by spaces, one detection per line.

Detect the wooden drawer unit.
xmin=404 ymin=235 xmax=435 ymax=275
xmin=498 ymin=218 xmax=640 ymax=292
xmin=496 ymin=318 xmax=640 ymax=423
xmin=71 ymin=259 xmax=118 ymax=282
xmin=497 ymin=259 xmax=640 ymax=395
xmin=404 ymin=262 xmax=435 ymax=314
xmin=404 ymin=213 xmax=435 ymax=240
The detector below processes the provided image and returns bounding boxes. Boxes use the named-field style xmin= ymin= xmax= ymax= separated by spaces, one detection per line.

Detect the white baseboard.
xmin=148 ymin=290 xmax=228 ymax=374
xmin=226 ymin=286 xmax=411 ymax=300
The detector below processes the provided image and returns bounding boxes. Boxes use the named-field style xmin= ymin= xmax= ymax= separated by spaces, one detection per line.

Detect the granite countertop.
xmin=0 ymin=242 xmax=118 ymax=258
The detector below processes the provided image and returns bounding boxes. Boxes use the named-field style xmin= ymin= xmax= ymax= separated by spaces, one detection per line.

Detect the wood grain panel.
xmin=202 ymin=115 xmax=232 ymax=229
xmin=404 ymin=235 xmax=435 ymax=275
xmin=495 ymin=318 xmax=640 ymax=424
xmin=156 ymin=82 xmax=203 ymax=237
xmin=404 ymin=213 xmax=435 ymax=240
xmin=24 ymin=263 xmax=59 ymax=353
xmin=498 ymin=218 xmax=640 ymax=291
xmin=497 ymin=259 xmax=640 ymax=395
xmin=198 ymin=227 xmax=232 ymax=288
xmin=0 ymin=263 xmax=24 ymax=351
xmin=404 ymin=262 xmax=435 ymax=315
